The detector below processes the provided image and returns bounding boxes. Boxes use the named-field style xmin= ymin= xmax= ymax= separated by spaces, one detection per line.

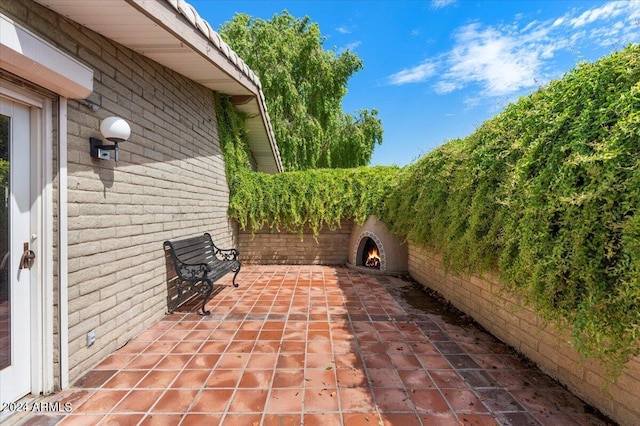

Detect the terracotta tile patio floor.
xmin=17 ymin=265 xmax=612 ymax=426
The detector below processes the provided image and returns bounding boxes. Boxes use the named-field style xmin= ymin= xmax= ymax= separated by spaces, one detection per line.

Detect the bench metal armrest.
xmin=215 ymin=248 xmax=239 ymax=262
xmin=177 ymin=262 xmax=210 ymax=280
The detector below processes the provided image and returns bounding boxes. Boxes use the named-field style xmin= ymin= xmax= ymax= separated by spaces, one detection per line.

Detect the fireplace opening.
xmin=360 ymin=237 xmax=381 ymax=269
xmin=349 ymin=216 xmax=407 ymax=275
xmin=353 ymin=229 xmax=388 ymax=272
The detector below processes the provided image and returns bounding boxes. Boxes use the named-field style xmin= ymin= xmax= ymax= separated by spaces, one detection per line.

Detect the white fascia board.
xmin=0 ymin=13 xmax=93 ymax=98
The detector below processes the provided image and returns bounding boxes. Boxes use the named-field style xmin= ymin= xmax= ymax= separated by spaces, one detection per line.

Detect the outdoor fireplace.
xmin=348 ymin=216 xmax=408 ymax=275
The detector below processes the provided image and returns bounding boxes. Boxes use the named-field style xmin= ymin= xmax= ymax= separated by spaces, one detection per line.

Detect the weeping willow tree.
xmin=220 ymin=11 xmax=383 ymax=171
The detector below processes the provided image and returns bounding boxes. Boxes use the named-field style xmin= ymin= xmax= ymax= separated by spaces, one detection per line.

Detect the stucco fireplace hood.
xmin=348 ymin=216 xmax=408 ymax=275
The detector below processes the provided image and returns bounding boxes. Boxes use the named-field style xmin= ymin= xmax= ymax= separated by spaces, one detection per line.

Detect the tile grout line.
xmin=257 ymin=268 xmax=290 ymax=425
xmin=221 ymin=267 xmax=273 ymax=424
xmin=321 ymin=268 xmax=344 ymax=424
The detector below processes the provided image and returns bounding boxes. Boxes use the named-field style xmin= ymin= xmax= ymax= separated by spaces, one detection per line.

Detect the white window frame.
xmin=0 ymin=81 xmax=54 ymax=396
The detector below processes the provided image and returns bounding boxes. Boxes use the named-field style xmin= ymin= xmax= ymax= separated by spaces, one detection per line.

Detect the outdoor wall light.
xmin=89 ymin=116 xmax=131 ymax=163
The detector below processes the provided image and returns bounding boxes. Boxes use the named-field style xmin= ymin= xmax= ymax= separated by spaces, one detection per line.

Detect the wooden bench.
xmin=163 ymin=232 xmax=240 ymax=315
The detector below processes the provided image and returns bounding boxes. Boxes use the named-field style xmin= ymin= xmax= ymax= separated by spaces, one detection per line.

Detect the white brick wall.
xmin=7 ymin=0 xmax=237 ymax=384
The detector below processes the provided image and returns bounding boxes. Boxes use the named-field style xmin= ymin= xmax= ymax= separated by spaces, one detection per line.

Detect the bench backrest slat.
xmin=164 ymin=233 xmax=223 ymax=266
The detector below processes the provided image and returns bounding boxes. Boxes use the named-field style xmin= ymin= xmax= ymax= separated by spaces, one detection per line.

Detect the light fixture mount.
xmin=89 ymin=117 xmax=131 ymax=163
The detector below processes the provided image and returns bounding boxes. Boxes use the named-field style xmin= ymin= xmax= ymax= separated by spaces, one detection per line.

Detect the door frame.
xmin=0 ymin=80 xmax=54 ymax=399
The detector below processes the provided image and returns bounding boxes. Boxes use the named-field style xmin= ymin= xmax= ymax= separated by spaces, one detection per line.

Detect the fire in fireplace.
xmin=362 ymin=237 xmax=381 ymax=269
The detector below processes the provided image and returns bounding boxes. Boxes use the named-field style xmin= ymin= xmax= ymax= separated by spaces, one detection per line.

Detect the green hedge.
xmin=380 ymin=44 xmax=640 ymax=373
xmin=229 ymin=166 xmax=399 ymax=236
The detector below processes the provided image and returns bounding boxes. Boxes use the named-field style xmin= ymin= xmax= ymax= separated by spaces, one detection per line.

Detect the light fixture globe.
xmin=100 ymin=116 xmax=131 ymax=142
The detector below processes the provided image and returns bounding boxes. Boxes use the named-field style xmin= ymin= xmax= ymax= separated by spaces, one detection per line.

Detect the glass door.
xmin=0 ymin=97 xmax=32 ymax=405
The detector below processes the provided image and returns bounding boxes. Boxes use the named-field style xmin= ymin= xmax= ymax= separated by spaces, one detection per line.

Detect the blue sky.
xmin=190 ymin=0 xmax=640 ymax=167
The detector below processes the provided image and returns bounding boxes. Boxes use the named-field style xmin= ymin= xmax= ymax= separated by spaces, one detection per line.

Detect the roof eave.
xmin=34 ymin=0 xmax=283 ymax=173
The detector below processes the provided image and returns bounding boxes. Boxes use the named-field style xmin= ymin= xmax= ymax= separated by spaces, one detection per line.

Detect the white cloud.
xmin=340 ymin=41 xmax=362 ymax=52
xmin=441 ymin=23 xmax=544 ymax=96
xmin=434 ymin=81 xmax=460 ymax=94
xmin=388 ymin=62 xmax=437 ymax=85
xmin=570 ymin=1 xmax=625 ymax=28
xmin=432 ymin=0 xmax=457 ymax=9
xmin=336 ymin=26 xmax=352 ymax=34
xmin=463 ymin=96 xmax=481 ymax=108
xmin=387 ymin=1 xmax=640 ymax=99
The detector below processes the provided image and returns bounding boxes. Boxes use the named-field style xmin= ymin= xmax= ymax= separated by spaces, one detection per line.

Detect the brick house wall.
xmin=4 ymin=1 xmax=236 ymax=384
xmin=237 ymin=220 xmax=353 ymax=265
xmin=408 ymin=243 xmax=640 ymax=425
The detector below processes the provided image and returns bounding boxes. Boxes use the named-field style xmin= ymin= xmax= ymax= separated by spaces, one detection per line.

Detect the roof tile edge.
xmin=170 ymin=0 xmax=260 ymax=88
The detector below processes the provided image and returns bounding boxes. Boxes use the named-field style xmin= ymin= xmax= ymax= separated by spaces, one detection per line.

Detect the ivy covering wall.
xmin=215 ymin=44 xmax=639 ymax=374
xmin=381 ymin=45 xmax=640 ymax=373
xmin=229 ymin=166 xmax=398 ymax=236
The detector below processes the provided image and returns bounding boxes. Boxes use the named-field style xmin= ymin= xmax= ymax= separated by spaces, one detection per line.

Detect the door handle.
xmin=19 ymin=242 xmax=36 ymax=270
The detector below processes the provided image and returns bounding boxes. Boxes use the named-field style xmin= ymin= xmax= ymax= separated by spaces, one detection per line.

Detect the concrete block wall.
xmin=408 ymin=243 xmax=640 ymax=426
xmin=10 ymin=1 xmax=236 ymax=383
xmin=237 ymin=220 xmax=353 ymax=265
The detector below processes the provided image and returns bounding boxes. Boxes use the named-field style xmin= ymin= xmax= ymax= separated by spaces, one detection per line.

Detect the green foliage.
xmin=220 ymin=11 xmax=383 ymax=171
xmin=214 ymin=92 xmax=398 ymax=237
xmin=380 ymin=45 xmax=640 ymax=374
xmin=0 ymin=160 xmax=7 ymax=189
xmin=0 ymin=115 xmax=9 ymax=256
xmin=0 ymin=115 xmax=7 ymax=190
xmin=229 ymin=166 xmax=399 ymax=236
xmin=217 ymin=42 xmax=639 ymax=374
xmin=213 ymin=93 xmax=253 ymax=181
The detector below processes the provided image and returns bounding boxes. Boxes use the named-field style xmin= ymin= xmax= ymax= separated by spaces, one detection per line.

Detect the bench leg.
xmin=169 ymin=279 xmax=186 ymax=314
xmin=232 ymin=267 xmax=240 ymax=288
xmin=199 ymin=278 xmax=213 ymax=315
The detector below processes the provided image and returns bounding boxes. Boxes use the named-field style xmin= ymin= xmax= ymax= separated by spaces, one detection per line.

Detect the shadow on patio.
xmin=18 ymin=265 xmax=612 ymax=426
